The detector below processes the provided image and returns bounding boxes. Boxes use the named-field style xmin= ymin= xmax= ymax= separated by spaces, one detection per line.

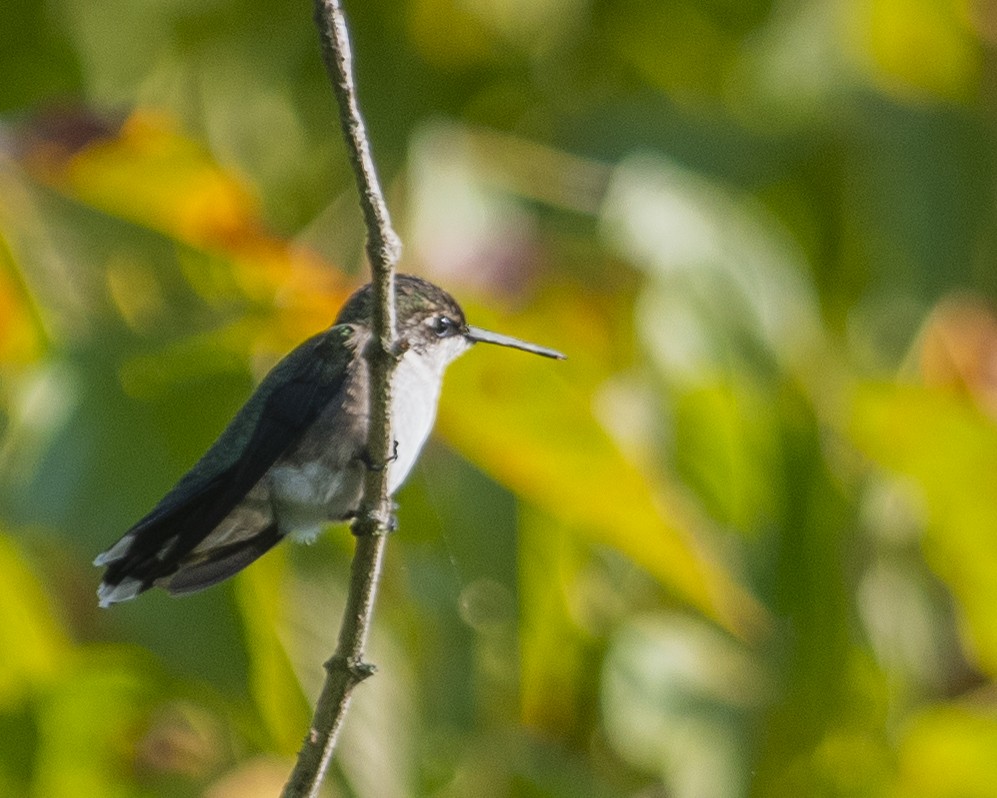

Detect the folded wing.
xmin=95 ymin=326 xmax=355 ymax=605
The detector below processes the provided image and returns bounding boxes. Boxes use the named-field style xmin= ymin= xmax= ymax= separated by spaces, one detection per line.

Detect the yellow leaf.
xmin=517 ymin=507 xmax=589 ymax=731
xmin=847 ymin=0 xmax=980 ymax=101
xmin=0 ymin=534 xmax=69 ymax=707
xmin=894 ymin=704 xmax=997 ymax=798
xmin=437 ymin=317 xmax=764 ymax=637
xmin=0 ymin=235 xmax=46 ymax=365
xmin=850 ymin=382 xmax=997 ymax=673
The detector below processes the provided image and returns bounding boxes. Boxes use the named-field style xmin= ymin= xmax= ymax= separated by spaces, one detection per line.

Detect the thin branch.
xmin=282 ymin=1 xmax=400 ymax=795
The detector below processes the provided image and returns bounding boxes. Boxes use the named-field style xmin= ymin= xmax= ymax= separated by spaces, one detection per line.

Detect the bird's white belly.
xmin=272 ymin=351 xmax=442 ymax=544
xmin=387 ymin=349 xmax=442 ymax=493
xmin=271 ymin=461 xmax=356 ymax=542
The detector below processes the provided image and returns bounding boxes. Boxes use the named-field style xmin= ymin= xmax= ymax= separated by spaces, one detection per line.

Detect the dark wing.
xmin=96 ymin=326 xmax=356 ymax=603
xmin=160 ymin=520 xmax=283 ymax=596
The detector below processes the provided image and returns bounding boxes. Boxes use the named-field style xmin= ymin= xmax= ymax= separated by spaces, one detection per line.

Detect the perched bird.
xmin=95 ymin=275 xmax=564 ymax=606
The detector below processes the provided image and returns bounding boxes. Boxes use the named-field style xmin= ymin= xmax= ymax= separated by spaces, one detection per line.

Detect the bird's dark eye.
xmin=431 ymin=316 xmax=457 ymax=337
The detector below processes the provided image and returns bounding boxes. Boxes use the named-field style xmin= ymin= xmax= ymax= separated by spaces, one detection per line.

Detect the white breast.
xmin=387 ymin=348 xmax=444 ymax=492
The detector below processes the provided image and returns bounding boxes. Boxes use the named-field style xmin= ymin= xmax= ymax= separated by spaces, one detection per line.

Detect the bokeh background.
xmin=2 ymin=0 xmax=997 ymax=796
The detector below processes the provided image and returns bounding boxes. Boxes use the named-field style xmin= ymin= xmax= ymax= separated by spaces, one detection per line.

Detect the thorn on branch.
xmin=325 ymin=654 xmax=378 ymax=682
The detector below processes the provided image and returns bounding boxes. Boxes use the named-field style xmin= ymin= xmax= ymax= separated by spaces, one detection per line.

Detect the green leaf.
xmin=233 ymin=549 xmax=312 ymax=756
xmin=31 ymin=647 xmax=168 ymax=798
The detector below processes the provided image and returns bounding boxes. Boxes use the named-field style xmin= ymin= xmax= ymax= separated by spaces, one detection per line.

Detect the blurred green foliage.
xmin=2 ymin=0 xmax=997 ymax=796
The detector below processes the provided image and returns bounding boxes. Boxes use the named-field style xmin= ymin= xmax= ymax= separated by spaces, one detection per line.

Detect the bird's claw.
xmin=359 ymin=440 xmax=399 ymax=472
xmin=350 ymin=503 xmax=399 ymax=537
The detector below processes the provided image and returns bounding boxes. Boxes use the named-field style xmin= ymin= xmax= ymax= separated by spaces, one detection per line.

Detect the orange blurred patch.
xmin=919 ymin=294 xmax=997 ymax=418
xmin=31 ymin=110 xmax=261 ymax=250
xmin=205 ymin=757 xmax=301 ymax=798
xmin=134 ymin=702 xmax=224 ymax=780
xmin=19 ymin=108 xmax=353 ymax=348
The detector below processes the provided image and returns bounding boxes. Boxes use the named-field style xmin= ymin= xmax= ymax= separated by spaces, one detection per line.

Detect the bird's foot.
xmin=350 ymin=501 xmax=399 ymax=536
xmin=358 ymin=440 xmax=399 ymax=472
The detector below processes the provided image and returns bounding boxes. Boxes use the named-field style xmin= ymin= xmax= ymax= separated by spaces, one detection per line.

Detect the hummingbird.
xmin=95 ymin=275 xmax=565 ymax=607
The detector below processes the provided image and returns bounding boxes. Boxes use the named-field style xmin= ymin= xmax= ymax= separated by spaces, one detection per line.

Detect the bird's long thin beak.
xmin=465 ymin=326 xmax=566 ymax=360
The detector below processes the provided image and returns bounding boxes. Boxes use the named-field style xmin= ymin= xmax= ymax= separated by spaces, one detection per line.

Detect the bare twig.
xmin=281 ymin=1 xmax=400 ymax=795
